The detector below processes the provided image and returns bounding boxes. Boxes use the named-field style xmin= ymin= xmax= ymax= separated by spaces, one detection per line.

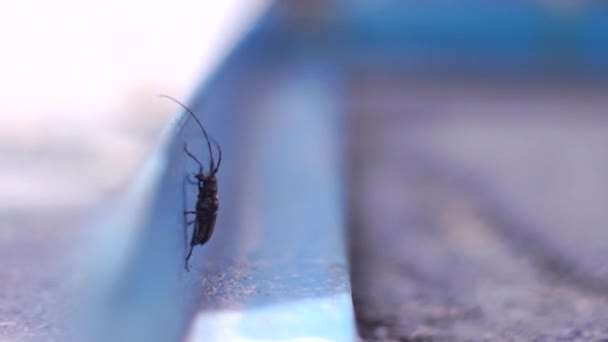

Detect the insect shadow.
xmin=160 ymin=95 xmax=221 ymax=271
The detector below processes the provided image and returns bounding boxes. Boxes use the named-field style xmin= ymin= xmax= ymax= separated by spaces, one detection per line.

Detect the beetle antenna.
xmin=210 ymin=136 xmax=222 ymax=175
xmin=160 ymin=95 xmax=215 ymax=171
xmin=184 ymin=144 xmax=203 ymax=170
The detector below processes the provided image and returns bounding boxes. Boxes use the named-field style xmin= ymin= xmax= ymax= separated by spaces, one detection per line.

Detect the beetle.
xmin=160 ymin=95 xmax=221 ymax=271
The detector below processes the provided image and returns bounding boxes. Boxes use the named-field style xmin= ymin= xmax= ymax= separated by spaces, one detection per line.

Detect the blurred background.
xmin=0 ymin=0 xmax=267 ymax=211
xmin=2 ymin=0 xmax=608 ymax=341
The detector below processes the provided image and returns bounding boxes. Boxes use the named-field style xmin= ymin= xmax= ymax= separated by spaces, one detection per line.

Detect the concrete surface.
xmin=0 ymin=209 xmax=86 ymax=342
xmin=348 ymin=74 xmax=608 ymax=341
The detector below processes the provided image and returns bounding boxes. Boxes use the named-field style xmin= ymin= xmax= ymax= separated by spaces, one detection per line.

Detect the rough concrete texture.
xmin=348 ymin=75 xmax=608 ymax=341
xmin=0 ymin=210 xmax=86 ymax=342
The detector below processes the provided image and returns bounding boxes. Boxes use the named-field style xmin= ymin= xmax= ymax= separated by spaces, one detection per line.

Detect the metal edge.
xmin=72 ymin=2 xmax=356 ymax=341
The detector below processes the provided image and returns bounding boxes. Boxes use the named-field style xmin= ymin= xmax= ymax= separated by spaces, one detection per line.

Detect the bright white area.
xmin=0 ymin=0 xmax=269 ymax=209
xmin=186 ymin=293 xmax=355 ymax=342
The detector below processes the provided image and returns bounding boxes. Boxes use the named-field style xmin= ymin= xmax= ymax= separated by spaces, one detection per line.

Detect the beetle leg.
xmin=186 ymin=174 xmax=199 ymax=185
xmin=185 ymin=245 xmax=194 ymax=271
xmin=185 ymin=220 xmax=199 ymax=271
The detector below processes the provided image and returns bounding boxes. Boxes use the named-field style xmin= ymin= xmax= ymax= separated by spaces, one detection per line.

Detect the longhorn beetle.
xmin=160 ymin=95 xmax=221 ymax=271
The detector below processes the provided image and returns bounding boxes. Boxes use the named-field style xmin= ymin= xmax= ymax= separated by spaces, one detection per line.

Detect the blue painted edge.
xmin=71 ymin=2 xmax=357 ymax=341
xmin=183 ymin=62 xmax=355 ymax=341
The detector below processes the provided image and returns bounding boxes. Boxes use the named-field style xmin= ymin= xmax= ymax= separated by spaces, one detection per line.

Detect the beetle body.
xmin=192 ymin=174 xmax=218 ymax=247
xmin=160 ymin=95 xmax=222 ymax=271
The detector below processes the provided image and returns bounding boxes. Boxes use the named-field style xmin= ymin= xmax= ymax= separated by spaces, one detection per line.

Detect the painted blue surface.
xmin=185 ymin=63 xmax=353 ymax=341
xmin=72 ymin=111 xmax=190 ymax=342
xmin=75 ymin=62 xmax=353 ymax=341
xmin=239 ymin=294 xmax=353 ymax=341
xmin=283 ymin=2 xmax=608 ymax=73
xmin=73 ymin=4 xmax=354 ymax=341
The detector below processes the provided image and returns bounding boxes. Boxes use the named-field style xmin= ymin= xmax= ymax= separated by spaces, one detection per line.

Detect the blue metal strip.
xmin=272 ymin=2 xmax=608 ymax=74
xmin=72 ymin=3 xmax=354 ymax=341
xmin=186 ymin=62 xmax=353 ymax=341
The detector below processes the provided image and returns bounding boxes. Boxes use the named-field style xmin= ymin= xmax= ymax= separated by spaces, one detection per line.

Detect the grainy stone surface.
xmin=0 ymin=210 xmax=85 ymax=342
xmin=348 ymin=75 xmax=608 ymax=341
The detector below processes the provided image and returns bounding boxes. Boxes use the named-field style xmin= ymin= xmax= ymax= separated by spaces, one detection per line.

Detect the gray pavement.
xmin=348 ymin=76 xmax=608 ymax=341
xmin=0 ymin=210 xmax=85 ymax=342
